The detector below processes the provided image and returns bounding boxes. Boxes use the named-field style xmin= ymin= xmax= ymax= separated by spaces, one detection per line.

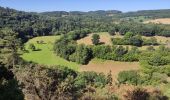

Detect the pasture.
xmin=77 ymin=32 xmax=113 ymax=45
xmin=144 ymin=18 xmax=170 ymax=24
xmin=21 ymin=35 xmax=141 ymax=78
xmin=80 ymin=58 xmax=140 ymax=81
xmin=21 ymin=35 xmax=169 ymax=81
xmin=21 ymin=36 xmax=80 ymax=70
xmin=77 ymin=32 xmax=170 ymax=50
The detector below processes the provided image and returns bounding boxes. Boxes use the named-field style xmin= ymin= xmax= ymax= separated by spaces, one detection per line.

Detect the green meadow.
xmin=21 ymin=36 xmax=80 ymax=70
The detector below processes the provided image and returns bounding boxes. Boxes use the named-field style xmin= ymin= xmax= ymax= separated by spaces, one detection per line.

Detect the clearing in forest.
xmin=77 ymin=32 xmax=115 ymax=45
xmin=80 ymin=58 xmax=140 ymax=81
xmin=144 ymin=18 xmax=170 ymax=24
xmin=77 ymin=32 xmax=170 ymax=50
xmin=21 ymin=36 xmax=80 ymax=70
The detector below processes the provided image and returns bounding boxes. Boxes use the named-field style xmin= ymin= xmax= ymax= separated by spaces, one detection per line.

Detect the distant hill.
xmin=121 ymin=9 xmax=170 ymax=18
xmin=40 ymin=9 xmax=170 ymax=18
xmin=1 ymin=6 xmax=170 ymax=18
xmin=40 ymin=10 xmax=122 ymax=17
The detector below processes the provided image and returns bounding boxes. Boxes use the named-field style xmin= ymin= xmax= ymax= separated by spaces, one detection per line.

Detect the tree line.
xmin=1 ymin=6 xmax=170 ymax=44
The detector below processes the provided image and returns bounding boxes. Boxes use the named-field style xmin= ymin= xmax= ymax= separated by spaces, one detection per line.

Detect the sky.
xmin=0 ymin=0 xmax=170 ymax=12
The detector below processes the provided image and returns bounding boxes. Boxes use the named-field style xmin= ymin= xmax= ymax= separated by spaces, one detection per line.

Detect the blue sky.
xmin=0 ymin=0 xmax=170 ymax=12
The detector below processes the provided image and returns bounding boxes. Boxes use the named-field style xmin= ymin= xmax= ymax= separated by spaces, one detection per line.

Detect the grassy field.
xmin=144 ymin=18 xmax=170 ymax=24
xmin=21 ymin=35 xmax=141 ymax=78
xmin=21 ymin=36 xmax=80 ymax=70
xmin=20 ymin=35 xmax=169 ymax=81
xmin=77 ymin=32 xmax=170 ymax=50
xmin=77 ymin=32 xmax=116 ymax=45
xmin=80 ymin=58 xmax=140 ymax=81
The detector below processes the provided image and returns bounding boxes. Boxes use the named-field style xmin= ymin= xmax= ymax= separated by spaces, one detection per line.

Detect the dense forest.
xmin=1 ymin=6 xmax=170 ymax=42
xmin=0 ymin=6 xmax=170 ymax=100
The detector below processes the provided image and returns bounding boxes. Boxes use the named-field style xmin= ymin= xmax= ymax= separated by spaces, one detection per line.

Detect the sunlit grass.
xmin=21 ymin=36 xmax=80 ymax=70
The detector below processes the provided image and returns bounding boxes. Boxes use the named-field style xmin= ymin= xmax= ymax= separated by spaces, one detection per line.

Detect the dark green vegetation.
xmin=1 ymin=6 xmax=170 ymax=99
xmin=123 ymin=87 xmax=168 ymax=100
xmin=117 ymin=46 xmax=170 ymax=86
xmin=92 ymin=34 xmax=100 ymax=45
xmin=112 ymin=32 xmax=158 ymax=46
xmin=54 ymin=31 xmax=140 ymax=64
xmin=1 ymin=7 xmax=170 ymax=44
xmin=15 ymin=64 xmax=118 ymax=100
xmin=121 ymin=9 xmax=170 ymax=18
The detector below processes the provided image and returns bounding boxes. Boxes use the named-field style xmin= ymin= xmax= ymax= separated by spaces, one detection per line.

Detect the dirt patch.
xmin=77 ymin=34 xmax=93 ymax=45
xmin=77 ymin=33 xmax=114 ymax=45
xmin=77 ymin=33 xmax=169 ymax=50
xmin=80 ymin=59 xmax=140 ymax=81
xmin=144 ymin=18 xmax=170 ymax=24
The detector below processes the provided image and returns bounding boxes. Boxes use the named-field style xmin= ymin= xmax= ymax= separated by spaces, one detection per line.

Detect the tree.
xmin=0 ymin=29 xmax=21 ymax=67
xmin=69 ymin=44 xmax=92 ymax=64
xmin=117 ymin=70 xmax=140 ymax=85
xmin=124 ymin=32 xmax=134 ymax=39
xmin=148 ymin=54 xmax=168 ymax=66
xmin=0 ymin=62 xmax=24 ymax=100
xmin=114 ymin=46 xmax=127 ymax=57
xmin=28 ymin=43 xmax=36 ymax=51
xmin=129 ymin=35 xmax=143 ymax=47
xmin=124 ymin=88 xmax=149 ymax=100
xmin=107 ymin=70 xmax=113 ymax=85
xmin=108 ymin=28 xmax=116 ymax=36
xmin=92 ymin=34 xmax=100 ymax=45
xmin=54 ymin=38 xmax=76 ymax=60
xmin=124 ymin=88 xmax=168 ymax=100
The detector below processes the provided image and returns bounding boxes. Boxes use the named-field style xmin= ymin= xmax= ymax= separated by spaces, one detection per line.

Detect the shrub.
xmin=28 ymin=43 xmax=36 ymax=51
xmin=123 ymin=88 xmax=149 ymax=100
xmin=69 ymin=44 xmax=92 ymax=64
xmin=91 ymin=34 xmax=100 ymax=45
xmin=118 ymin=70 xmax=140 ymax=85
xmin=74 ymin=72 xmax=108 ymax=89
xmin=148 ymin=54 xmax=168 ymax=66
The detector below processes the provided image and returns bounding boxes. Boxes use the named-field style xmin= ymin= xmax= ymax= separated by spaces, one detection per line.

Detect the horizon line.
xmin=1 ymin=6 xmax=170 ymax=13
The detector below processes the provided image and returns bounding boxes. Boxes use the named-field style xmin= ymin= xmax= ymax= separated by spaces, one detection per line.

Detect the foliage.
xmin=124 ymin=88 xmax=149 ymax=100
xmin=91 ymin=34 xmax=100 ymax=45
xmin=112 ymin=32 xmax=158 ymax=46
xmin=108 ymin=27 xmax=116 ymax=36
xmin=74 ymin=71 xmax=108 ymax=89
xmin=28 ymin=43 xmax=36 ymax=51
xmin=54 ymin=37 xmax=76 ymax=60
xmin=148 ymin=54 xmax=168 ymax=66
xmin=1 ymin=6 xmax=170 ymax=100
xmin=118 ymin=70 xmax=140 ymax=85
xmin=80 ymin=86 xmax=118 ymax=100
xmin=69 ymin=44 xmax=92 ymax=64
xmin=14 ymin=64 xmax=112 ymax=100
xmin=124 ymin=88 xmax=168 ymax=100
xmin=0 ymin=62 xmax=24 ymax=100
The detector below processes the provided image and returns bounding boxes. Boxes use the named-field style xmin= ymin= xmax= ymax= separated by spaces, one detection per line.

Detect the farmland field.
xmin=77 ymin=32 xmax=114 ymax=45
xmin=80 ymin=58 xmax=140 ymax=81
xmin=21 ymin=35 xmax=141 ymax=78
xmin=77 ymin=32 xmax=170 ymax=50
xmin=20 ymin=36 xmax=80 ymax=70
xmin=144 ymin=18 xmax=170 ymax=24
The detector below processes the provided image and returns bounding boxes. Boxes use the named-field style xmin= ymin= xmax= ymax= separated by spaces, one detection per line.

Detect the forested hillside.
xmin=0 ymin=6 xmax=170 ymax=100
xmin=121 ymin=9 xmax=170 ymax=18
xmin=41 ymin=10 xmax=122 ymax=17
xmin=1 ymin=6 xmax=170 ymax=43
